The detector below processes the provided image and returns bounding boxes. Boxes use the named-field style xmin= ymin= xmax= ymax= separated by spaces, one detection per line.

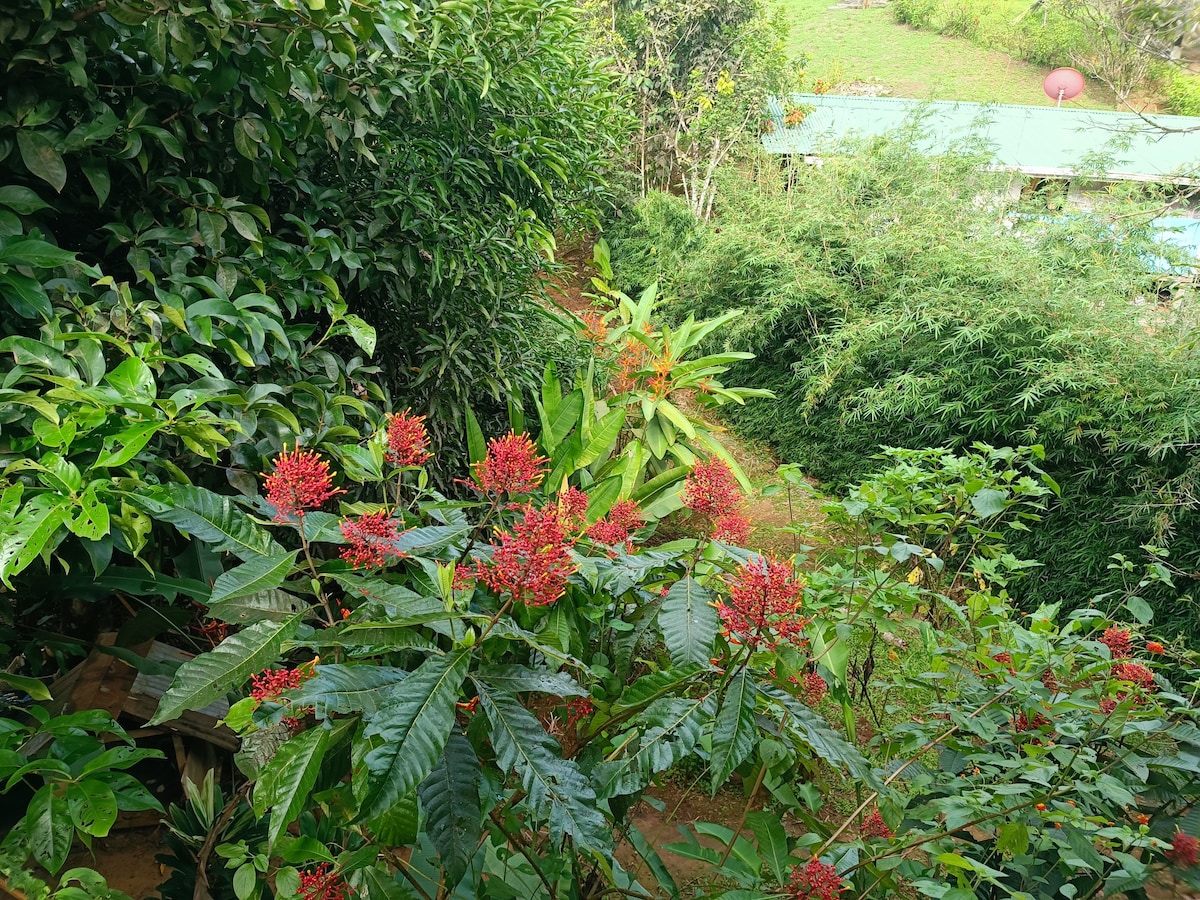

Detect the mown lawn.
xmin=774 ymin=0 xmax=1116 ymax=108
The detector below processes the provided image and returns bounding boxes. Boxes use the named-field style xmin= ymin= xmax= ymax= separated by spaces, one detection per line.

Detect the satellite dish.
xmin=1043 ymin=68 xmax=1085 ymax=106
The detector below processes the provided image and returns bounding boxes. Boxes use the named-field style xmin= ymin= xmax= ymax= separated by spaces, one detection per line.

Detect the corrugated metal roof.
xmin=763 ymin=94 xmax=1200 ymax=182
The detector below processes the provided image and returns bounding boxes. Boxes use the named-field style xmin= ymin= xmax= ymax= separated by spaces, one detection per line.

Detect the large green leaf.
xmin=66 ymin=779 xmax=117 ymax=837
xmin=758 ymin=684 xmax=881 ymax=790
xmin=254 ymin=726 xmax=330 ymax=845
xmin=418 ymin=732 xmax=481 ymax=888
xmin=145 ymin=485 xmax=280 ymax=560
xmin=150 ymin=613 xmax=305 ymax=725
xmin=746 ymin=811 xmax=790 ymax=883
xmin=659 ymin=576 xmax=718 ymax=667
xmin=577 ymin=407 xmax=625 ymax=469
xmin=0 ymin=494 xmax=71 ymax=587
xmin=27 ymin=784 xmax=72 ymax=873
xmin=476 ymin=684 xmax=609 ymax=853
xmin=624 ymin=695 xmax=715 ymax=790
xmin=358 ymin=650 xmax=470 ymax=822
xmin=208 ymin=589 xmax=305 ymax=625
xmin=710 ymin=671 xmax=758 ymax=793
xmin=209 ymin=552 xmax=298 ymax=605
xmin=475 ymin=664 xmax=586 ymax=698
xmin=287 ymin=664 xmax=409 ymax=720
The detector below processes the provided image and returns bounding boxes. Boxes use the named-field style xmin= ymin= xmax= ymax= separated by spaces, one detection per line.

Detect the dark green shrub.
xmin=612 ymin=136 xmax=1200 ymax=638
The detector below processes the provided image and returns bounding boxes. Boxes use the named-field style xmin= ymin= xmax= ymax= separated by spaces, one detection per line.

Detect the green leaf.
xmin=970 ymin=488 xmax=1009 ymax=518
xmin=286 ymin=664 xmax=408 ymax=720
xmin=0 ymin=239 xmax=76 ymax=268
xmin=340 ymin=314 xmax=376 ymax=357
xmin=995 ymin=821 xmax=1029 ymax=858
xmin=418 ymin=732 xmax=481 ymax=887
xmin=81 ymin=158 xmax=110 ymax=206
xmin=659 ymin=576 xmax=718 ymax=666
xmin=0 ymin=272 xmax=52 ymax=320
xmin=27 ymin=785 xmax=72 ymax=873
xmin=146 ymin=485 xmax=281 ymax=560
xmin=210 ymin=552 xmax=298 ymax=605
xmin=465 ymin=405 xmax=486 ymax=466
xmin=476 ymin=684 xmax=609 ymax=853
xmin=547 ymin=389 xmax=584 ymax=450
xmin=0 ymin=186 xmax=51 ymax=214
xmin=233 ymin=863 xmax=256 ymax=900
xmin=603 ymin=695 xmax=715 ymax=797
xmin=475 ymin=664 xmax=586 ymax=698
xmin=358 ymin=650 xmax=471 ymax=822
xmin=254 ymin=726 xmax=330 ymax=845
xmin=1126 ymin=595 xmax=1154 ymax=624
xmin=67 ymin=780 xmax=117 ymax=837
xmin=0 ymin=671 xmax=50 ymax=701
xmin=577 ymin=407 xmax=626 ymax=469
xmin=758 ymin=684 xmax=881 ymax=790
xmin=67 ymin=484 xmax=109 ymax=541
xmin=150 ymin=613 xmax=304 ymax=725
xmin=0 ymin=494 xmax=71 ymax=588
xmin=746 ymin=811 xmax=789 ymax=883
xmin=710 ymin=672 xmax=757 ymax=792
xmin=208 ymin=590 xmax=304 ymax=625
xmin=93 ymin=421 xmax=167 ymax=468
xmin=17 ymin=131 xmax=67 ymax=192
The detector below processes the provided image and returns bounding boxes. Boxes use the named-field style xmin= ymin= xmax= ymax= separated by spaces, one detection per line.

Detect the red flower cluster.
xmin=559 ymin=487 xmax=590 ymax=531
xmin=1041 ymin=669 xmax=1058 ymax=693
xmin=1011 ymin=710 xmax=1051 ymax=732
xmin=1112 ymin=661 xmax=1155 ymax=690
xmin=566 ymin=697 xmax=594 ymax=727
xmin=1167 ymin=832 xmax=1199 ymax=868
xmin=718 ymin=556 xmax=809 ymax=651
xmin=861 ymin=808 xmax=893 ymax=840
xmin=298 ymin=863 xmax=349 ymax=900
xmin=787 ymin=859 xmax=846 ymax=900
xmin=683 ymin=458 xmax=752 ymax=544
xmin=264 ymin=447 xmax=343 ymax=521
xmin=992 ymin=652 xmax=1012 ymax=665
xmin=586 ymin=499 xmax=643 ymax=548
xmin=683 ymin=458 xmax=741 ymax=518
xmin=249 ymin=667 xmax=312 ymax=702
xmin=474 ymin=504 xmax=578 ymax=608
xmin=474 ymin=432 xmax=548 ymax=495
xmin=385 ymin=410 xmax=431 ymax=468
xmin=1146 ymin=641 xmax=1165 ymax=655
xmin=339 ymin=512 xmax=407 ymax=569
xmin=1101 ymin=627 xmax=1132 ymax=658
xmin=802 ymin=672 xmax=828 ymax=705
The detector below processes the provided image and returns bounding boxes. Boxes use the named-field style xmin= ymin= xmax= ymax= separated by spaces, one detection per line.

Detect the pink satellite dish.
xmin=1043 ymin=68 xmax=1085 ymax=106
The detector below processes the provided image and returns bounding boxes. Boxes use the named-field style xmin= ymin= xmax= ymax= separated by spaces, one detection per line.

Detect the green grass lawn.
xmin=774 ymin=0 xmax=1116 ymax=108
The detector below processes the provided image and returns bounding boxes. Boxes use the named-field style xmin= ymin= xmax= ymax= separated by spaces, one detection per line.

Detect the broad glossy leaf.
xmin=287 ymin=664 xmax=408 ymax=720
xmin=207 ymin=589 xmax=305 ymax=625
xmin=710 ymin=671 xmax=757 ymax=792
xmin=150 ymin=613 xmax=304 ymax=725
xmin=358 ymin=650 xmax=470 ymax=822
xmin=17 ymin=131 xmax=67 ymax=192
xmin=147 ymin=485 xmax=281 ymax=560
xmin=476 ymin=684 xmax=609 ymax=853
xmin=254 ymin=726 xmax=330 ymax=845
xmin=67 ymin=779 xmax=117 ymax=837
xmin=418 ymin=732 xmax=480 ymax=887
xmin=209 ymin=552 xmax=298 ymax=605
xmin=746 ymin=811 xmax=789 ymax=883
xmin=27 ymin=785 xmax=72 ymax=873
xmin=659 ymin=576 xmax=718 ymax=666
xmin=475 ymin=664 xmax=586 ymax=698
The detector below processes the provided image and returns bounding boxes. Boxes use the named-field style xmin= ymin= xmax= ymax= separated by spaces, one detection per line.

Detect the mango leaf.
xmin=710 ymin=671 xmax=757 ymax=792
xmin=358 ymin=650 xmax=471 ymax=822
xmin=418 ymin=732 xmax=481 ymax=888
xmin=254 ymin=726 xmax=330 ymax=845
xmin=146 ymin=485 xmax=281 ymax=560
xmin=659 ymin=576 xmax=718 ymax=666
xmin=209 ymin=552 xmax=298 ymax=605
xmin=150 ymin=613 xmax=304 ymax=725
xmin=476 ymin=683 xmax=609 ymax=853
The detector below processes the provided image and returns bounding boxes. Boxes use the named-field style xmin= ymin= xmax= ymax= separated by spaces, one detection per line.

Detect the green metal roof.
xmin=763 ymin=94 xmax=1200 ymax=182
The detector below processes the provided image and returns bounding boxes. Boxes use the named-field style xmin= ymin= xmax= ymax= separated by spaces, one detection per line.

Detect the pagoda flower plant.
xmin=133 ymin=408 xmax=871 ymax=899
xmin=130 ymin=419 xmax=1200 ymax=899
